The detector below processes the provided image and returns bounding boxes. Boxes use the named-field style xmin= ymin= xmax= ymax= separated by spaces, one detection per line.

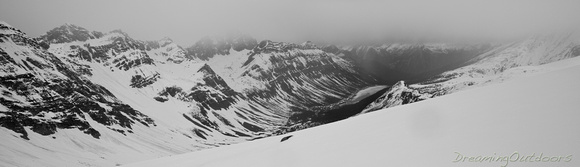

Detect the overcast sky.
xmin=1 ymin=0 xmax=580 ymax=45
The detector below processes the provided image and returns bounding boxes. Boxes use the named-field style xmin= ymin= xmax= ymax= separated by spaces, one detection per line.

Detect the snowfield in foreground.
xmin=123 ymin=57 xmax=580 ymax=167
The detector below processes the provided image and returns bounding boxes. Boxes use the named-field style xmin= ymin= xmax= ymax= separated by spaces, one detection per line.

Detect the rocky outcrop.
xmin=157 ymin=65 xmax=238 ymax=111
xmin=130 ymin=73 xmax=160 ymax=88
xmin=362 ymin=81 xmax=431 ymax=113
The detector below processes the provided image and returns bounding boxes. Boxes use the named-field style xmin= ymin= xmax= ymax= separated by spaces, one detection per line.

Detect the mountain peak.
xmin=361 ymin=80 xmax=431 ymax=113
xmin=185 ymin=35 xmax=257 ymax=60
xmin=54 ymin=23 xmax=90 ymax=34
xmin=160 ymin=37 xmax=173 ymax=42
xmin=0 ymin=20 xmax=26 ymax=36
xmin=108 ymin=29 xmax=130 ymax=36
xmin=39 ymin=23 xmax=98 ymax=44
xmin=61 ymin=22 xmax=78 ymax=28
xmin=392 ymin=80 xmax=406 ymax=88
xmin=197 ymin=63 xmax=215 ymax=74
xmin=0 ymin=20 xmax=14 ymax=28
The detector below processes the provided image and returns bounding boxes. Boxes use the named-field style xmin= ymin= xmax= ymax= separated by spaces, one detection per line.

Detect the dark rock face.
xmin=54 ymin=28 xmax=164 ymax=67
xmin=0 ymin=115 xmax=29 ymax=139
xmin=241 ymin=122 xmax=264 ymax=132
xmin=0 ymin=49 xmax=15 ymax=64
xmin=38 ymin=23 xmax=98 ymax=44
xmin=158 ymin=86 xmax=183 ymax=97
xmin=185 ymin=88 xmax=236 ymax=110
xmin=0 ymin=69 xmax=155 ymax=139
xmin=153 ymin=64 xmax=238 ymax=111
xmin=0 ymin=72 xmax=155 ymax=139
xmin=185 ymin=35 xmax=257 ymax=60
xmin=231 ymin=35 xmax=258 ymax=51
xmin=571 ymin=45 xmax=580 ymax=57
xmin=321 ymin=45 xmax=340 ymax=54
xmin=153 ymin=96 xmax=168 ymax=102
xmin=197 ymin=64 xmax=237 ymax=96
xmin=111 ymin=51 xmax=155 ymax=71
xmin=77 ymin=43 xmax=111 ymax=63
xmin=249 ymin=40 xmax=318 ymax=56
xmin=0 ymin=23 xmax=155 ymax=140
xmin=130 ymin=73 xmax=160 ymax=88
xmin=189 ymin=64 xmax=238 ymax=110
xmin=280 ymin=135 xmax=293 ymax=142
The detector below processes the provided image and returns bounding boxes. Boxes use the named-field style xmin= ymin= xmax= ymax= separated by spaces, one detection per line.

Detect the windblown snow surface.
xmin=123 ymin=56 xmax=580 ymax=167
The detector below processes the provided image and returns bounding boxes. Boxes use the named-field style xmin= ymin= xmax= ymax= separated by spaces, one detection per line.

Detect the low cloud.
xmin=1 ymin=0 xmax=579 ymax=45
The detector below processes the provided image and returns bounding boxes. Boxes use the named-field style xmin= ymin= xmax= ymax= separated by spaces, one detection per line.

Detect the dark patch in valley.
xmin=276 ymin=86 xmax=389 ymax=134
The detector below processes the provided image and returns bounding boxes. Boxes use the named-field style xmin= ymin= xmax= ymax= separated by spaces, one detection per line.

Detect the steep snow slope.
xmin=123 ymin=56 xmax=580 ymax=167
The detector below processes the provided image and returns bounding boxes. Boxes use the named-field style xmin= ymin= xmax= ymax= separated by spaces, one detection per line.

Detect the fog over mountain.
xmin=2 ymin=0 xmax=580 ymax=45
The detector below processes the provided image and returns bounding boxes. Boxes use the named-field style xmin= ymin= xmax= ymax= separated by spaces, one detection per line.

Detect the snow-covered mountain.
xmin=412 ymin=32 xmax=580 ymax=95
xmin=121 ymin=53 xmax=580 ymax=167
xmin=38 ymin=24 xmax=316 ymax=145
